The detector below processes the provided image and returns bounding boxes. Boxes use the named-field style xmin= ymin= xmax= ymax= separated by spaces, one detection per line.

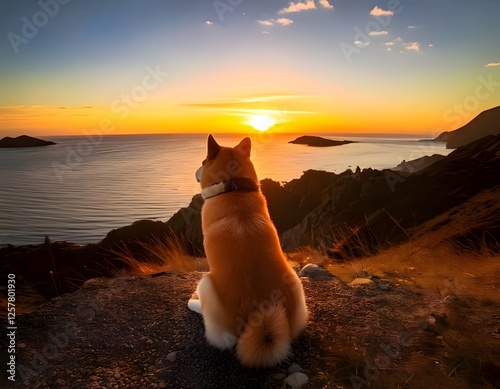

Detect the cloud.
xmin=368 ymin=30 xmax=388 ymax=37
xmin=257 ymin=18 xmax=294 ymax=27
xmin=278 ymin=0 xmax=316 ymax=14
xmin=261 ymin=31 xmax=270 ymax=34
xmin=428 ymin=44 xmax=434 ymax=47
xmin=318 ymin=0 xmax=334 ymax=9
xmin=384 ymin=38 xmax=423 ymax=53
xmin=257 ymin=19 xmax=274 ymax=26
xmin=370 ymin=6 xmax=394 ymax=16
xmin=354 ymin=40 xmax=370 ymax=48
xmin=405 ymin=42 xmax=420 ymax=51
xmin=205 ymin=21 xmax=213 ymax=25
xmin=484 ymin=62 xmax=500 ymax=67
xmin=408 ymin=25 xmax=426 ymax=29
xmin=276 ymin=18 xmax=294 ymax=26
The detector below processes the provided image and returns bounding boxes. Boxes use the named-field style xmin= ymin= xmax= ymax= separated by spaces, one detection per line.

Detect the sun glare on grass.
xmin=248 ymin=115 xmax=275 ymax=132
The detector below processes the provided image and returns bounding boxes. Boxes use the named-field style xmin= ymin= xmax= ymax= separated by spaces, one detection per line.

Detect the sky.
xmin=0 ymin=0 xmax=499 ymax=137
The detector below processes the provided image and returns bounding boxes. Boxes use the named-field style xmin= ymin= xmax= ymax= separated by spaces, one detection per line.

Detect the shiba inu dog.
xmin=188 ymin=134 xmax=307 ymax=367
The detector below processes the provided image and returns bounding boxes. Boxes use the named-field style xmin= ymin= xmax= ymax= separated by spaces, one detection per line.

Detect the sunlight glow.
xmin=248 ymin=115 xmax=275 ymax=132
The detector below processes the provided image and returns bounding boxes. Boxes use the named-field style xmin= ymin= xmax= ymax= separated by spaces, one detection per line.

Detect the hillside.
xmin=5 ymin=262 xmax=499 ymax=388
xmin=435 ymin=106 xmax=500 ymax=148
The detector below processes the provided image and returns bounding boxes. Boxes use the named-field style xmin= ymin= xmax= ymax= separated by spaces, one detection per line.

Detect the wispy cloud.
xmin=405 ymin=42 xmax=420 ymax=52
xmin=318 ymin=0 xmax=334 ymax=9
xmin=257 ymin=19 xmax=274 ymax=26
xmin=278 ymin=0 xmax=316 ymax=14
xmin=276 ymin=18 xmax=294 ymax=26
xmin=384 ymin=37 xmax=422 ymax=53
xmin=354 ymin=40 xmax=370 ymax=48
xmin=484 ymin=62 xmax=500 ymax=67
xmin=370 ymin=6 xmax=394 ymax=17
xmin=368 ymin=30 xmax=388 ymax=37
xmin=183 ymin=95 xmax=315 ymax=117
xmin=257 ymin=18 xmax=294 ymax=27
xmin=205 ymin=21 xmax=213 ymax=25
xmin=408 ymin=25 xmax=426 ymax=29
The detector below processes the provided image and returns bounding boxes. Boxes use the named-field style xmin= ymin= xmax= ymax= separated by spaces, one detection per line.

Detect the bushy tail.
xmin=236 ymin=304 xmax=290 ymax=367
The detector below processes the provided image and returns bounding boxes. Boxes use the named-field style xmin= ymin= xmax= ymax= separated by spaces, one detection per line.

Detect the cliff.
xmin=435 ymin=106 xmax=500 ymax=149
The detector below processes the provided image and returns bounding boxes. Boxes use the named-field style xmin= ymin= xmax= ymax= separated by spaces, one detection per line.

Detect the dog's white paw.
xmin=187 ymin=299 xmax=202 ymax=314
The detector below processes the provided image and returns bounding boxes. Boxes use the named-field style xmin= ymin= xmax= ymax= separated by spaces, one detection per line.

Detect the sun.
xmin=248 ymin=115 xmax=275 ymax=132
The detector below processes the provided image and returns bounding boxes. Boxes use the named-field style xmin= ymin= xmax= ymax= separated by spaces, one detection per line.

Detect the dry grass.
xmin=110 ymin=234 xmax=207 ymax=276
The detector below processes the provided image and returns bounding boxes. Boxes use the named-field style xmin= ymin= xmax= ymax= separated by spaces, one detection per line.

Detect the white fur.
xmin=192 ymin=274 xmax=237 ymax=349
xmin=187 ymin=299 xmax=202 ymax=314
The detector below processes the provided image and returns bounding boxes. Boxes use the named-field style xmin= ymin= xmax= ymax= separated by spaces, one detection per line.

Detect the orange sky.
xmin=1 ymin=1 xmax=499 ymax=137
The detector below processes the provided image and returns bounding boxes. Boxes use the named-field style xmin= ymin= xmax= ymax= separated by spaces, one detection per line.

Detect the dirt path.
xmin=4 ymin=271 xmax=499 ymax=388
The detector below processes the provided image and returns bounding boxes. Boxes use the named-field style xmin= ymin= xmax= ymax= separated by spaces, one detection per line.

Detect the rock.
xmin=289 ymin=135 xmax=356 ymax=147
xmin=166 ymin=352 xmax=177 ymax=362
xmin=287 ymin=363 xmax=304 ymax=374
xmin=349 ymin=278 xmax=375 ymax=287
xmin=284 ymin=372 xmax=309 ymax=388
xmin=299 ymin=264 xmax=331 ymax=279
xmin=392 ymin=154 xmax=445 ymax=173
xmin=99 ymin=220 xmax=172 ymax=248
xmin=0 ymin=135 xmax=56 ymax=148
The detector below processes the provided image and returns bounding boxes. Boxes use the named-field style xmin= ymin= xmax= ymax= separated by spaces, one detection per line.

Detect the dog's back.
xmin=190 ymin=135 xmax=307 ymax=367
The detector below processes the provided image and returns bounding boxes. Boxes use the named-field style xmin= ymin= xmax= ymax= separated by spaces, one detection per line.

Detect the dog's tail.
xmin=236 ymin=304 xmax=290 ymax=367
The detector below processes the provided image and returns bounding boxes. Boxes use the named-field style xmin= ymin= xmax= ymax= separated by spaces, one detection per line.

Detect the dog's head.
xmin=195 ymin=135 xmax=258 ymax=189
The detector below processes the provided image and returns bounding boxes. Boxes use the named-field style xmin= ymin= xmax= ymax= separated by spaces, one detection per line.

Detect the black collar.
xmin=201 ymin=177 xmax=259 ymax=199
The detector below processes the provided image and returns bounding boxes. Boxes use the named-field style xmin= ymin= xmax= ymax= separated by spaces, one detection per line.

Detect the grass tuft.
xmin=110 ymin=234 xmax=207 ymax=276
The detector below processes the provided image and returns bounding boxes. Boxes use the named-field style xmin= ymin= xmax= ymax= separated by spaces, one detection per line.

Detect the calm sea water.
xmin=0 ymin=133 xmax=451 ymax=245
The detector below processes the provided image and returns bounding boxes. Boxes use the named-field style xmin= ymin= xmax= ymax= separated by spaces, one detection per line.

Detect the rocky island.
xmin=0 ymin=135 xmax=56 ymax=148
xmin=289 ymin=135 xmax=356 ymax=147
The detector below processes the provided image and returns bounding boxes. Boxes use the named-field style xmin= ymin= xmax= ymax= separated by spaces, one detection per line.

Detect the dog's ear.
xmin=235 ymin=137 xmax=251 ymax=158
xmin=207 ymin=134 xmax=221 ymax=160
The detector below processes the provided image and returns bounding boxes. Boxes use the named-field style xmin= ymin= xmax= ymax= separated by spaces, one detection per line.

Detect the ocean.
xmin=0 ymin=133 xmax=451 ymax=245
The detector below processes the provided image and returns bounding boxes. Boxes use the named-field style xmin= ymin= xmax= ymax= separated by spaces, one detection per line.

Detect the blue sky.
xmin=0 ymin=0 xmax=499 ymax=135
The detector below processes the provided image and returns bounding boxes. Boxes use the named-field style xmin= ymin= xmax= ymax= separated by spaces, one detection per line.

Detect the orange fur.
xmin=190 ymin=135 xmax=307 ymax=367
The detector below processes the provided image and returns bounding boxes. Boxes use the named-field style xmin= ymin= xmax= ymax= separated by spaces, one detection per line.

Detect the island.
xmin=0 ymin=135 xmax=56 ymax=148
xmin=289 ymin=135 xmax=356 ymax=147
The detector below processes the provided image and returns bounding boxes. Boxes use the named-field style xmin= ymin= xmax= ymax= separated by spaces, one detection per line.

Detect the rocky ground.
xmin=2 ymin=267 xmax=499 ymax=388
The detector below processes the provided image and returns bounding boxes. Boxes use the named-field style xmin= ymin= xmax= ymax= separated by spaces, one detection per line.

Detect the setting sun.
xmin=248 ymin=115 xmax=275 ymax=132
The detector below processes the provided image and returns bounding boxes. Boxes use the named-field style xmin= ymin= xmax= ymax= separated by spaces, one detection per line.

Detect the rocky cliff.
xmin=435 ymin=106 xmax=500 ymax=148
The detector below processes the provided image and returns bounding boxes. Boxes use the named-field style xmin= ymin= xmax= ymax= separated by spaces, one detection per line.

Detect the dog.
xmin=187 ymin=134 xmax=307 ymax=367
